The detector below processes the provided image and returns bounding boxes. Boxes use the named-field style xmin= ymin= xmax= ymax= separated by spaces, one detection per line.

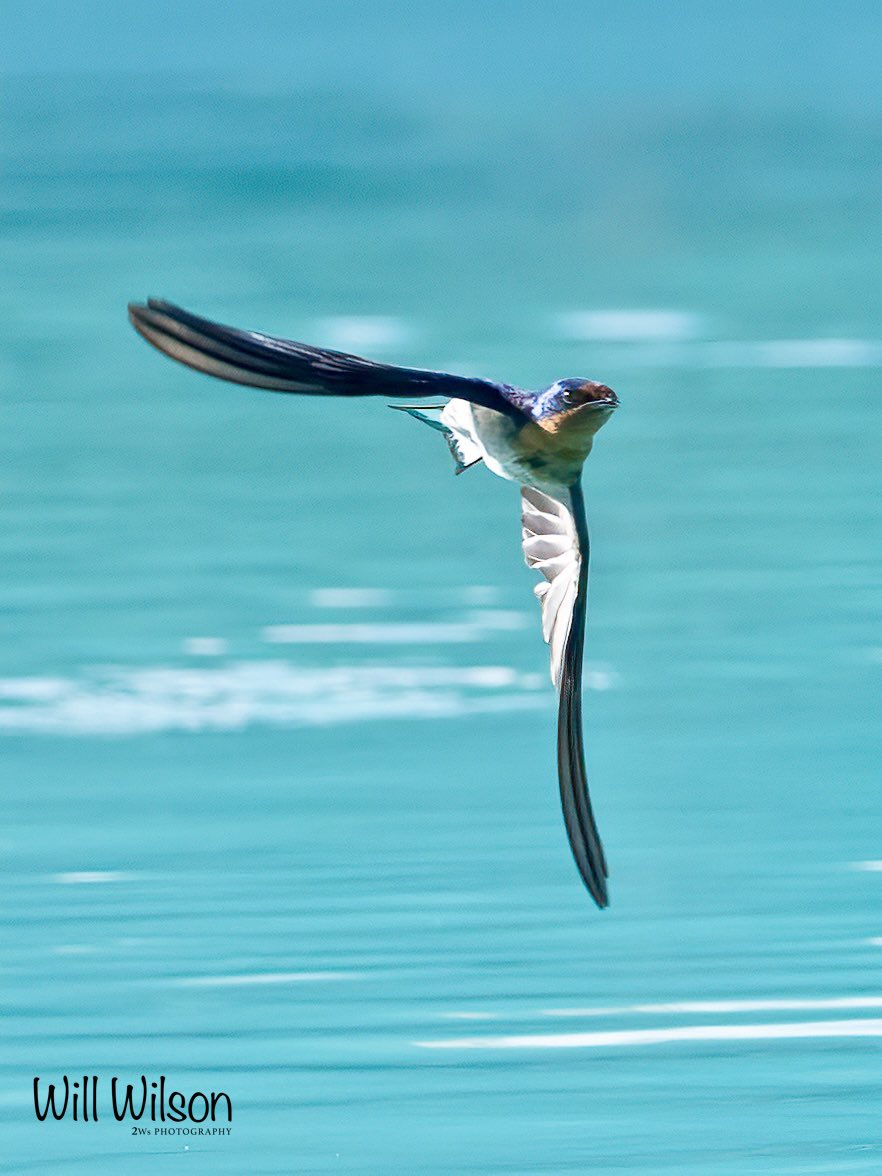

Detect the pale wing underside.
xmin=521 ymin=484 xmax=608 ymax=907
xmin=521 ymin=486 xmax=580 ymax=688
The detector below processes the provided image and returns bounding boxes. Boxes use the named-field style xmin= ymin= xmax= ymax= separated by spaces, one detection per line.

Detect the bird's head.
xmin=534 ymin=378 xmax=619 ymax=435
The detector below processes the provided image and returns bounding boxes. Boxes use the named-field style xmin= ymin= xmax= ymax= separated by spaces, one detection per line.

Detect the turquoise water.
xmin=2 ymin=67 xmax=882 ymax=1173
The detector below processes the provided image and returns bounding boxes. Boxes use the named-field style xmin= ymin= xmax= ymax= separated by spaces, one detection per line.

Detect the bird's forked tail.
xmin=388 ymin=400 xmax=484 ymax=475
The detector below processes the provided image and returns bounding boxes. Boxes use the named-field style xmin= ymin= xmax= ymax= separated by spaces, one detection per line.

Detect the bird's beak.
xmin=581 ymin=396 xmax=618 ymax=413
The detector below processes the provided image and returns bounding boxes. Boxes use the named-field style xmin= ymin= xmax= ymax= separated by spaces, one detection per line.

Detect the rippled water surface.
xmin=2 ymin=65 xmax=882 ymax=1174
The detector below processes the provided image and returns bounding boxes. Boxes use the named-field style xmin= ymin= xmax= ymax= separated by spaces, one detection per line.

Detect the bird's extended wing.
xmin=521 ymin=483 xmax=608 ymax=907
xmin=128 ymin=299 xmax=523 ymax=417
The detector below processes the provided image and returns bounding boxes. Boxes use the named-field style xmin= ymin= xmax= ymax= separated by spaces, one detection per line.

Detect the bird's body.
xmin=128 ymin=298 xmax=618 ymax=907
xmin=439 ymin=395 xmax=614 ymax=492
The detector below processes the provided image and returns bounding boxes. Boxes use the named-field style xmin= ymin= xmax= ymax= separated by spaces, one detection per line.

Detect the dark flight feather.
xmin=556 ymin=482 xmax=609 ymax=907
xmin=128 ymin=299 xmax=524 ymax=417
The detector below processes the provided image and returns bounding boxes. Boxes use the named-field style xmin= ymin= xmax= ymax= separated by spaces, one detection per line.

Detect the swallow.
xmin=128 ymin=298 xmax=619 ymax=907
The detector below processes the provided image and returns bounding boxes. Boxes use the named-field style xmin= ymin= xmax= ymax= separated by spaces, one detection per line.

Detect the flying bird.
xmin=128 ymin=298 xmax=619 ymax=907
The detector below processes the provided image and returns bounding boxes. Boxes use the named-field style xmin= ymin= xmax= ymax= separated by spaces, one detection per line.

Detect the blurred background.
xmin=2 ymin=2 xmax=881 ymax=1171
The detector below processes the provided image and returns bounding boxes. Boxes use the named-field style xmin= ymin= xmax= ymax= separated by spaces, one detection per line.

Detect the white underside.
xmin=439 ymin=398 xmax=487 ymax=471
xmin=442 ymin=398 xmax=576 ymax=493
